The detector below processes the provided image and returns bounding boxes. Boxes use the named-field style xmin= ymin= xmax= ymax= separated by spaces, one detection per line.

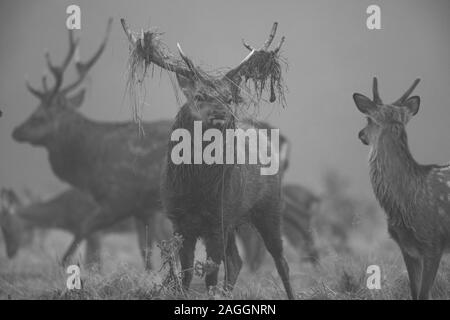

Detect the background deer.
xmin=11 ymin=19 xmax=173 ymax=269
xmin=240 ymin=183 xmax=320 ymax=271
xmin=0 ymin=188 xmax=101 ymax=265
xmin=0 ymin=188 xmax=171 ymax=267
xmin=122 ymin=19 xmax=294 ymax=299
xmin=353 ymin=78 xmax=450 ymax=299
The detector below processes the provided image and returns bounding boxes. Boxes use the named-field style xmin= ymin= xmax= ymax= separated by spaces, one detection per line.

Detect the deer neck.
xmin=17 ymin=202 xmax=63 ymax=229
xmin=166 ymin=105 xmax=235 ymax=196
xmin=368 ymin=123 xmax=425 ymax=224
xmin=45 ymin=110 xmax=98 ymax=187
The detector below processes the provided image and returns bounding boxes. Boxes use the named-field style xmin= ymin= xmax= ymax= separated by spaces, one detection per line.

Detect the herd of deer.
xmin=0 ymin=18 xmax=449 ymax=300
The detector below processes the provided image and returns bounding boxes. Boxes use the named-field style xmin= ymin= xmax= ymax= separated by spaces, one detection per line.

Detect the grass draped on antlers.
xmin=125 ymin=29 xmax=288 ymax=120
xmin=232 ymin=50 xmax=287 ymax=108
xmin=125 ymin=29 xmax=175 ymax=129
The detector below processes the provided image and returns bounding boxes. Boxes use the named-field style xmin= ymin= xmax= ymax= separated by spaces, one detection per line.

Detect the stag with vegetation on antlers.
xmin=354 ymin=78 xmax=450 ymax=299
xmin=11 ymin=19 xmax=173 ymax=269
xmin=122 ymin=19 xmax=294 ymax=299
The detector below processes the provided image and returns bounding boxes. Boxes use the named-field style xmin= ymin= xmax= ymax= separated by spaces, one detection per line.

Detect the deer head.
xmin=121 ymin=19 xmax=285 ymax=129
xmin=0 ymin=189 xmax=22 ymax=258
xmin=353 ymin=77 xmax=421 ymax=146
xmin=12 ymin=19 xmax=112 ymax=146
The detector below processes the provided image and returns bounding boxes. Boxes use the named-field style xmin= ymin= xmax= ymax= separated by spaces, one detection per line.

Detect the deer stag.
xmin=11 ymin=19 xmax=173 ymax=269
xmin=354 ymin=78 xmax=450 ymax=300
xmin=122 ymin=19 xmax=294 ymax=299
xmin=0 ymin=188 xmax=171 ymax=267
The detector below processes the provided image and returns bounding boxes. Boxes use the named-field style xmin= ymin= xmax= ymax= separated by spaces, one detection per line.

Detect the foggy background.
xmin=1 ymin=0 xmax=450 ymax=200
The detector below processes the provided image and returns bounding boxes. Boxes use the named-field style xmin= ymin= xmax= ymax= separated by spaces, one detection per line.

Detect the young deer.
xmin=354 ymin=78 xmax=450 ymax=300
xmin=0 ymin=188 xmax=171 ymax=267
xmin=11 ymin=19 xmax=172 ymax=269
xmin=122 ymin=19 xmax=294 ymax=299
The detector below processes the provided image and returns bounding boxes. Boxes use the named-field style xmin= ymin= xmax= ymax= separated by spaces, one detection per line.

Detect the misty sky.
xmin=1 ymin=0 xmax=450 ymax=200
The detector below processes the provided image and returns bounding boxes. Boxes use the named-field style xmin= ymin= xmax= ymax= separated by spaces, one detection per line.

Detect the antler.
xmin=393 ymin=79 xmax=421 ymax=106
xmin=121 ymin=19 xmax=286 ymax=104
xmin=120 ymin=18 xmax=194 ymax=78
xmin=26 ymin=29 xmax=78 ymax=100
xmin=372 ymin=77 xmax=382 ymax=105
xmin=60 ymin=18 xmax=113 ymax=95
xmin=26 ymin=19 xmax=112 ymax=100
xmin=225 ymin=22 xmax=285 ymax=81
xmin=45 ymin=29 xmax=79 ymax=97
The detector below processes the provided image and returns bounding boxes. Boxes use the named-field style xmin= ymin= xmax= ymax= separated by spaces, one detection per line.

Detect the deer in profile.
xmin=122 ymin=19 xmax=294 ymax=299
xmin=0 ymin=188 xmax=101 ymax=265
xmin=353 ymin=78 xmax=450 ymax=299
xmin=0 ymin=188 xmax=171 ymax=267
xmin=11 ymin=19 xmax=173 ymax=269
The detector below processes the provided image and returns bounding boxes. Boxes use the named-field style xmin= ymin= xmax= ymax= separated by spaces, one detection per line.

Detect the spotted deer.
xmin=11 ymin=19 xmax=173 ymax=269
xmin=353 ymin=78 xmax=450 ymax=300
xmin=122 ymin=20 xmax=294 ymax=299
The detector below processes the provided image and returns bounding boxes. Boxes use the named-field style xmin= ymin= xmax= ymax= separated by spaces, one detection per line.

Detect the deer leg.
xmin=238 ymin=225 xmax=266 ymax=272
xmin=252 ymin=213 xmax=295 ymax=300
xmin=224 ymin=232 xmax=242 ymax=291
xmin=62 ymin=206 xmax=126 ymax=265
xmin=298 ymin=232 xmax=320 ymax=267
xmin=418 ymin=251 xmax=442 ymax=300
xmin=135 ymin=214 xmax=156 ymax=271
xmin=178 ymin=233 xmax=196 ymax=290
xmin=400 ymin=249 xmax=423 ymax=300
xmin=62 ymin=236 xmax=84 ymax=265
xmin=204 ymin=233 xmax=224 ymax=291
xmin=284 ymin=220 xmax=320 ymax=267
xmin=84 ymin=233 xmax=102 ymax=270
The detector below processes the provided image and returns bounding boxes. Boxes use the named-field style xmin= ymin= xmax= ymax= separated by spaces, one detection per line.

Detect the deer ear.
xmin=66 ymin=90 xmax=86 ymax=109
xmin=403 ymin=96 xmax=420 ymax=116
xmin=176 ymin=74 xmax=196 ymax=100
xmin=353 ymin=93 xmax=377 ymax=115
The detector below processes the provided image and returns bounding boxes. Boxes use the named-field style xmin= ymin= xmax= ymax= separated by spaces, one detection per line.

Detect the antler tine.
xmin=42 ymin=76 xmax=49 ymax=92
xmin=45 ymin=29 xmax=79 ymax=96
xmin=242 ymin=39 xmax=255 ymax=52
xmin=120 ymin=18 xmax=194 ymax=78
xmin=176 ymin=44 xmax=198 ymax=73
xmin=61 ymin=18 xmax=113 ymax=95
xmin=263 ymin=22 xmax=278 ymax=50
xmin=225 ymin=22 xmax=284 ymax=81
xmin=393 ymin=78 xmax=421 ymax=106
xmin=241 ymin=22 xmax=279 ymax=52
xmin=177 ymin=43 xmax=206 ymax=81
xmin=274 ymin=36 xmax=285 ymax=54
xmin=372 ymin=77 xmax=382 ymax=105
xmin=121 ymin=18 xmax=137 ymax=45
xmin=224 ymin=49 xmax=256 ymax=81
xmin=25 ymin=77 xmax=46 ymax=100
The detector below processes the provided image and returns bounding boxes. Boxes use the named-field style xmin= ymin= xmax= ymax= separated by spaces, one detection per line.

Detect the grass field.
xmin=1 ymin=173 xmax=449 ymax=300
xmin=1 ymin=228 xmax=449 ymax=300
